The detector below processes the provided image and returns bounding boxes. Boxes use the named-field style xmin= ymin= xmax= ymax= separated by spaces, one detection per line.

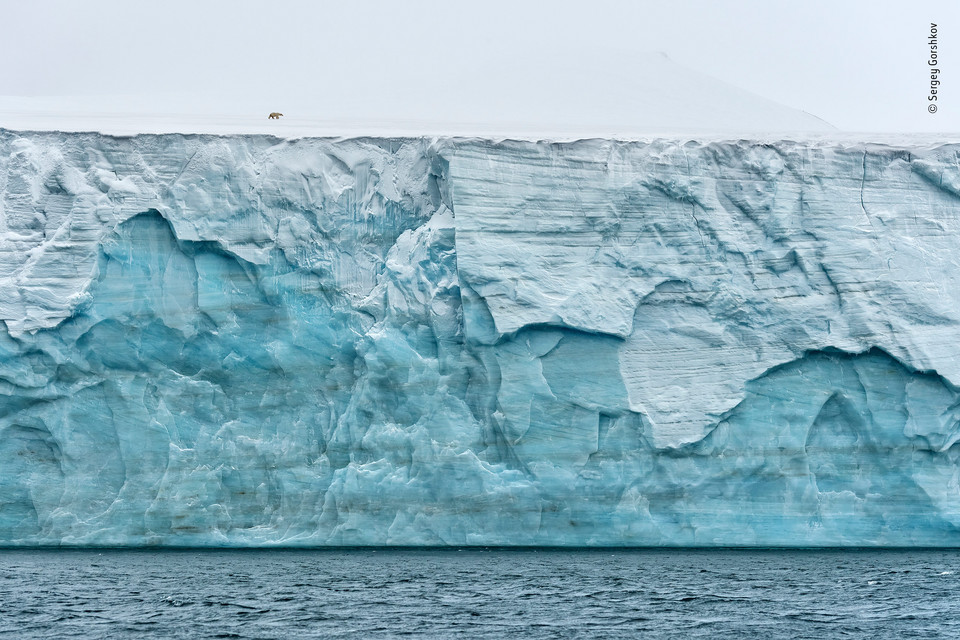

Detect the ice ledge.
xmin=0 ymin=130 xmax=444 ymax=334
xmin=4 ymin=131 xmax=960 ymax=546
xmin=449 ymin=138 xmax=960 ymax=447
xmin=3 ymin=131 xmax=960 ymax=450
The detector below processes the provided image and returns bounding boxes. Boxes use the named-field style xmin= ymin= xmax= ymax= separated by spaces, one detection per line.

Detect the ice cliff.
xmin=2 ymin=129 xmax=960 ymax=547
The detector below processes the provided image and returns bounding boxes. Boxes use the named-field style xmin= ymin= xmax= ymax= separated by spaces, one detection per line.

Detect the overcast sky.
xmin=2 ymin=0 xmax=957 ymax=132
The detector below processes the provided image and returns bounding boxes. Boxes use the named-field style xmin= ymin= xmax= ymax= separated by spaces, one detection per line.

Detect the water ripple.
xmin=1 ymin=549 xmax=960 ymax=638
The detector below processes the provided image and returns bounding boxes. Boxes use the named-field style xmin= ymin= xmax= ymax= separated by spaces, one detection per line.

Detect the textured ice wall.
xmin=2 ymin=130 xmax=960 ymax=546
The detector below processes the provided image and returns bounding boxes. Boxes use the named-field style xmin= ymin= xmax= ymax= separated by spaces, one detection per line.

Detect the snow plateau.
xmin=2 ymin=130 xmax=960 ymax=547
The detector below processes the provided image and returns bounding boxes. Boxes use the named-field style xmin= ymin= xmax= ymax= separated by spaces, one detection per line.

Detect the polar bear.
xmin=268 ymin=112 xmax=283 ymax=119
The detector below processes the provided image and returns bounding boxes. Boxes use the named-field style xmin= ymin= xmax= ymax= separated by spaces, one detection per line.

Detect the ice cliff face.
xmin=2 ymin=130 xmax=960 ymax=547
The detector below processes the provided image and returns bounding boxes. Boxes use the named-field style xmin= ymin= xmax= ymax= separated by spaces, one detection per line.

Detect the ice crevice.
xmin=2 ymin=131 xmax=960 ymax=546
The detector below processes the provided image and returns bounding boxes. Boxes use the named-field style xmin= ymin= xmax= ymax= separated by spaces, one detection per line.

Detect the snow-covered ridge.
xmin=2 ymin=129 xmax=960 ymax=547
xmin=0 ymin=53 xmax=836 ymax=138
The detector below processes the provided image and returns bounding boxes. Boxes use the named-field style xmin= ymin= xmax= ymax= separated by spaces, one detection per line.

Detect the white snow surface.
xmin=0 ymin=54 xmax=837 ymax=138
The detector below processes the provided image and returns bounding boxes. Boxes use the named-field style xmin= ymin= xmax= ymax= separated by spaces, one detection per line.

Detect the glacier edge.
xmin=2 ymin=130 xmax=960 ymax=546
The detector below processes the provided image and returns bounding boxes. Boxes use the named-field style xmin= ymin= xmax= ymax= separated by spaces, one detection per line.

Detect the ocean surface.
xmin=1 ymin=548 xmax=959 ymax=638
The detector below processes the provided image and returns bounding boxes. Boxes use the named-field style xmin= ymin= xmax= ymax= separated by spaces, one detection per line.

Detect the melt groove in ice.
xmin=2 ymin=130 xmax=960 ymax=547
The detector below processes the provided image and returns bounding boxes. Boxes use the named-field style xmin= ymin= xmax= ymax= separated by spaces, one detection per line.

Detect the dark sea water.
xmin=1 ymin=548 xmax=959 ymax=639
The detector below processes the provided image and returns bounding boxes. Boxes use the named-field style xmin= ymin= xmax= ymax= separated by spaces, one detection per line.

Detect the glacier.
xmin=2 ymin=129 xmax=960 ymax=546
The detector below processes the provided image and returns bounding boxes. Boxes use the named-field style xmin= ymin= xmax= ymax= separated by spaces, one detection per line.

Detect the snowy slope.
xmin=0 ymin=54 xmax=835 ymax=138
